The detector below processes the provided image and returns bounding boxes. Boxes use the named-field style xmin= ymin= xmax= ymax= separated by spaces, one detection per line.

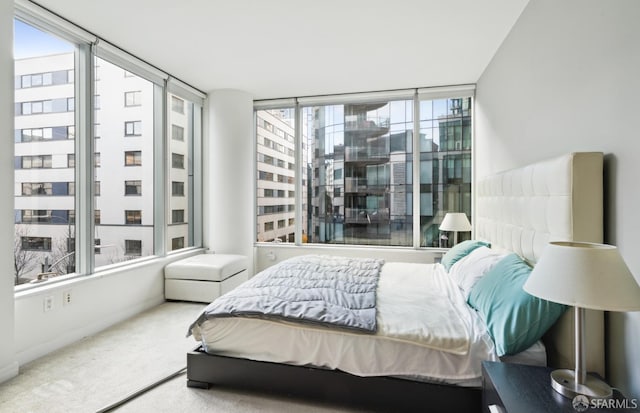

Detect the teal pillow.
xmin=441 ymin=240 xmax=490 ymax=272
xmin=467 ymin=253 xmax=567 ymax=356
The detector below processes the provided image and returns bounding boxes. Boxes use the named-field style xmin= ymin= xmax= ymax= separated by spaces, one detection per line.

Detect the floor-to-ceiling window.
xmin=255 ymin=108 xmax=300 ymax=243
xmin=168 ymin=94 xmax=197 ymax=251
xmin=93 ymin=57 xmax=155 ymax=266
xmin=12 ymin=9 xmax=204 ymax=289
xmin=419 ymin=96 xmax=473 ymax=247
xmin=13 ymin=19 xmax=77 ymax=284
xmin=301 ymin=98 xmax=414 ymax=246
xmin=254 ymin=88 xmax=474 ymax=249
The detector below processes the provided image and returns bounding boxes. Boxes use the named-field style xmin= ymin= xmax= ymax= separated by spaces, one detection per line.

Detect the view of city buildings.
xmin=256 ymin=109 xmax=306 ymax=243
xmin=14 ymin=23 xmax=193 ymax=285
xmin=255 ymin=97 xmax=472 ymax=247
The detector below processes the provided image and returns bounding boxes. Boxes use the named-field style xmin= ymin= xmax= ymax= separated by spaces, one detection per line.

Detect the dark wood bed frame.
xmin=187 ymin=345 xmax=481 ymax=412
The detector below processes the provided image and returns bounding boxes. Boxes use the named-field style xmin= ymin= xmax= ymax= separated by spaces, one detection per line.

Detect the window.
xmin=255 ymin=108 xmax=299 ymax=243
xmin=171 ymin=96 xmax=184 ymax=113
xmin=124 ymin=150 xmax=142 ymax=166
xmin=167 ymin=93 xmax=195 ymax=251
xmin=13 ymin=19 xmax=76 ymax=285
xmin=171 ymin=237 xmax=184 ymax=250
xmin=21 ymin=236 xmax=52 ymax=252
xmin=17 ymin=70 xmax=70 ymax=89
xmin=171 ymin=209 xmax=185 ymax=224
xmin=125 ymin=210 xmax=142 ymax=225
xmin=255 ymin=90 xmax=473 ymax=248
xmin=171 ymin=153 xmax=184 ymax=169
xmin=16 ymin=98 xmax=74 ymax=115
xmin=96 ymin=56 xmax=155 ymax=267
xmin=18 ymin=155 xmax=52 ymax=169
xmin=171 ymin=124 xmax=184 ymax=141
xmin=124 ymin=240 xmax=142 ymax=256
xmin=418 ymin=97 xmax=473 ymax=247
xmin=125 ymin=180 xmax=142 ymax=195
xmin=16 ymin=126 xmax=74 ymax=142
xmin=171 ymin=181 xmax=184 ymax=196
xmin=124 ymin=91 xmax=141 ymax=107
xmin=124 ymin=120 xmax=142 ymax=136
xmin=12 ymin=10 xmax=202 ymax=289
xmin=22 ymin=183 xmax=52 ymax=196
xmin=301 ymin=99 xmax=413 ymax=246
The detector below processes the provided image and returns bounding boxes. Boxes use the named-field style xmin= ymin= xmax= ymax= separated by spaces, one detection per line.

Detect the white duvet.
xmin=192 ymin=261 xmax=500 ymax=384
xmin=376 ymin=262 xmax=472 ymax=355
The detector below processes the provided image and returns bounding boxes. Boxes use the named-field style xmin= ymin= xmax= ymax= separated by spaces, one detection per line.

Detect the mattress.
xmin=192 ymin=261 xmax=546 ymax=386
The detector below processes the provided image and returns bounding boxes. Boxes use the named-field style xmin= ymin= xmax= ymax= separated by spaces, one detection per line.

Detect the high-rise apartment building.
xmin=255 ymin=109 xmax=306 ymax=243
xmin=305 ymin=97 xmax=472 ymax=247
xmin=14 ymin=52 xmax=190 ymax=285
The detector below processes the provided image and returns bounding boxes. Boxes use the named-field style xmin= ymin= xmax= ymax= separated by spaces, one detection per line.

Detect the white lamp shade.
xmin=524 ymin=242 xmax=640 ymax=311
xmin=439 ymin=213 xmax=471 ymax=232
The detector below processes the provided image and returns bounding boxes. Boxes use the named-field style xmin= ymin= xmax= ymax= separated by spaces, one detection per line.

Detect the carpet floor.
xmin=0 ymin=302 xmax=365 ymax=413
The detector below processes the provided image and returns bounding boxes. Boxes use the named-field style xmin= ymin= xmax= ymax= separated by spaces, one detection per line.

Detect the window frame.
xmin=12 ymin=4 xmax=205 ymax=291
xmin=253 ymin=86 xmax=475 ymax=249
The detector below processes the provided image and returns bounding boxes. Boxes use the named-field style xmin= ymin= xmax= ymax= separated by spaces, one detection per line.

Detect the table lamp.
xmin=523 ymin=241 xmax=640 ymax=399
xmin=439 ymin=212 xmax=472 ymax=245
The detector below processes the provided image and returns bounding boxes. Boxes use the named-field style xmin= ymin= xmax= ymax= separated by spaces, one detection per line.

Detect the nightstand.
xmin=482 ymin=361 xmax=638 ymax=413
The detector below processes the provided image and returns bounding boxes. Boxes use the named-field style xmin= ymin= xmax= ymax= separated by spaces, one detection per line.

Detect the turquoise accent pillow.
xmin=467 ymin=253 xmax=567 ymax=356
xmin=441 ymin=240 xmax=490 ymax=272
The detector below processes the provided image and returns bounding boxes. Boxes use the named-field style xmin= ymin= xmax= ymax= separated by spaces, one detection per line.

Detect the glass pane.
xmin=94 ymin=57 xmax=154 ymax=265
xmin=302 ymin=99 xmax=414 ymax=246
xmin=255 ymin=108 xmax=299 ymax=243
xmin=168 ymin=93 xmax=194 ymax=251
xmin=13 ymin=19 xmax=76 ymax=285
xmin=419 ymin=97 xmax=473 ymax=247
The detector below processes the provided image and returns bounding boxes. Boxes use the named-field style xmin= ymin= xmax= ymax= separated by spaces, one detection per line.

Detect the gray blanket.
xmin=190 ymin=255 xmax=384 ymax=333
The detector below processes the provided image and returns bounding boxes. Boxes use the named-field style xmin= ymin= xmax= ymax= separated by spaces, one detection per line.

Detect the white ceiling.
xmin=33 ymin=0 xmax=529 ymax=100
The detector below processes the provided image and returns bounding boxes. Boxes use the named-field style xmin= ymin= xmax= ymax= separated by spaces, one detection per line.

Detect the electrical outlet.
xmin=63 ymin=290 xmax=72 ymax=306
xmin=43 ymin=296 xmax=53 ymax=312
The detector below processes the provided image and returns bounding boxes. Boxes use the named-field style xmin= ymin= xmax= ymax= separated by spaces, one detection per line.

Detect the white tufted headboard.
xmin=476 ymin=152 xmax=605 ymax=375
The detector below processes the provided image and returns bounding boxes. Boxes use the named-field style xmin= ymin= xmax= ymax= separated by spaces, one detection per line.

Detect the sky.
xmin=13 ymin=18 xmax=74 ymax=59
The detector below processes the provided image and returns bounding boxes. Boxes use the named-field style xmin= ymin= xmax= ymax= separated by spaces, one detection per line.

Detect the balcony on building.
xmin=343 ymin=207 xmax=390 ymax=225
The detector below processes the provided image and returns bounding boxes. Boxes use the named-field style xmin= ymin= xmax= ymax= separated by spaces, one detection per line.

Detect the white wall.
xmin=204 ymin=90 xmax=254 ymax=270
xmin=13 ymin=250 xmax=200 ymax=365
xmin=0 ymin=0 xmax=18 ymax=384
xmin=475 ymin=0 xmax=640 ymax=398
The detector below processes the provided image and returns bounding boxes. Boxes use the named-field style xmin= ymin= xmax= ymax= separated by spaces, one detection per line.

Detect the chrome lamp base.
xmin=551 ymin=369 xmax=613 ymax=399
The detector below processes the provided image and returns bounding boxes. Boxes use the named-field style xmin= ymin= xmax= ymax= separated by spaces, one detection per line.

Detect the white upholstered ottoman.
xmin=164 ymin=254 xmax=248 ymax=303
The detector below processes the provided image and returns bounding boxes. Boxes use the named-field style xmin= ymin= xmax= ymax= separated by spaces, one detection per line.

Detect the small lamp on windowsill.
xmin=439 ymin=212 xmax=472 ymax=246
xmin=524 ymin=242 xmax=640 ymax=399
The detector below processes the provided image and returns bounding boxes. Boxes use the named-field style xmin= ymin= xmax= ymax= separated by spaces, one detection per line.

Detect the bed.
xmin=186 ymin=152 xmax=605 ymax=412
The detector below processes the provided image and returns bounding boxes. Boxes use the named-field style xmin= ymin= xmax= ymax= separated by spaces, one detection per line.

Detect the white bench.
xmin=164 ymin=254 xmax=248 ymax=303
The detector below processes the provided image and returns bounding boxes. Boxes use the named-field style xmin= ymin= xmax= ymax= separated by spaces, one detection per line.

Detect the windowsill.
xmin=254 ymin=241 xmax=448 ymax=252
xmin=14 ymin=246 xmax=204 ymax=298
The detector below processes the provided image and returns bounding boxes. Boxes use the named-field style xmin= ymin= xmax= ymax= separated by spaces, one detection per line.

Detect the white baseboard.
xmin=15 ymin=294 xmax=164 ymax=366
xmin=0 ymin=361 xmax=19 ymax=384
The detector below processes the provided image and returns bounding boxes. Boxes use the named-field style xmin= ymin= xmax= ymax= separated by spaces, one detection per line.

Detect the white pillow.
xmin=448 ymin=246 xmax=508 ymax=299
